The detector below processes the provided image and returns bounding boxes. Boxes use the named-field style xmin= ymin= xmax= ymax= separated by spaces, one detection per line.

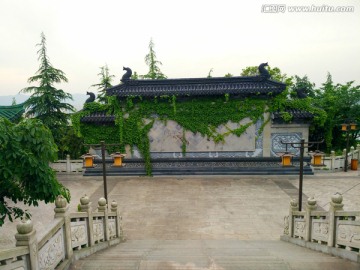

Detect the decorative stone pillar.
xmin=330 ymin=151 xmax=335 ymax=171
xmin=15 ymin=218 xmax=38 ymax=269
xmin=80 ymin=194 xmax=94 ymax=246
xmin=305 ymin=197 xmax=317 ymax=241
xmin=97 ymin=197 xmax=107 ymax=212
xmin=328 ymin=192 xmax=344 ymax=247
xmin=54 ymin=195 xmax=73 ymax=259
xmin=289 ymin=199 xmax=298 ymax=237
xmin=111 ymin=200 xmax=122 ymax=239
xmin=98 ymin=198 xmax=109 ymax=241
xmin=80 ymin=194 xmax=91 ymax=212
xmin=66 ymin=154 xmax=71 ymax=173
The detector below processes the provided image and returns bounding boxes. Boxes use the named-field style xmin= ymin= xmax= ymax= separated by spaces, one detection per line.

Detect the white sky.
xmin=0 ymin=0 xmax=359 ymax=96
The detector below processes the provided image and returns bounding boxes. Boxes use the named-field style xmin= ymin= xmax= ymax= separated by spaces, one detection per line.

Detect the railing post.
xmin=328 ymin=193 xmax=344 ymax=247
xmin=356 ymin=144 xmax=360 ymax=160
xmin=350 ymin=146 xmax=355 ymax=159
xmin=98 ymin=198 xmax=109 ymax=241
xmin=80 ymin=194 xmax=94 ymax=246
xmin=305 ymin=197 xmax=317 ymax=242
xmin=15 ymin=219 xmax=38 ymax=270
xmin=111 ymin=200 xmax=122 ymax=239
xmin=330 ymin=151 xmax=335 ymax=171
xmin=289 ymin=199 xmax=298 ymax=237
xmin=54 ymin=195 xmax=73 ymax=259
xmin=66 ymin=154 xmax=71 ymax=173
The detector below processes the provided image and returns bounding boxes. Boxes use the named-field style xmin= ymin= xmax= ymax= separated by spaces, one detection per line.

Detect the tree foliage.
xmin=21 ymin=33 xmax=75 ymax=146
xmin=142 ymin=38 xmax=167 ymax=79
xmin=0 ymin=118 xmax=70 ymax=226
xmin=91 ymin=64 xmax=115 ymax=103
xmin=312 ymin=73 xmax=360 ymax=151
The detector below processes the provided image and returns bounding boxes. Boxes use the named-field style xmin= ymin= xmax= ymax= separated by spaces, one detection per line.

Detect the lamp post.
xmin=341 ymin=123 xmax=357 ymax=172
xmin=83 ymin=141 xmax=123 ymax=204
xmin=281 ymin=139 xmax=323 ymax=211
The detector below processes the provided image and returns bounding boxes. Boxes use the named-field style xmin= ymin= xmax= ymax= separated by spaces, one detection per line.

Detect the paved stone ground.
xmin=1 ymin=171 xmax=360 ymax=269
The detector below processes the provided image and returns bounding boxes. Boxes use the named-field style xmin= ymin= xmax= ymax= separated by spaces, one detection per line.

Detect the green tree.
xmin=21 ymin=33 xmax=75 ymax=147
xmin=291 ymin=75 xmax=316 ymax=98
xmin=241 ymin=65 xmax=293 ymax=85
xmin=0 ymin=118 xmax=70 ymax=226
xmin=312 ymin=73 xmax=360 ymax=151
xmin=91 ymin=64 xmax=115 ymax=103
xmin=142 ymin=38 xmax=167 ymax=79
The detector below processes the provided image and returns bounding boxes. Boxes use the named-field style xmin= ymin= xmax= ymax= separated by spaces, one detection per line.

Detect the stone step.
xmin=69 ymin=240 xmax=359 ymax=270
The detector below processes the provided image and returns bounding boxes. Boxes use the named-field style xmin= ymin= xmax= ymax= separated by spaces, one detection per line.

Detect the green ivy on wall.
xmin=72 ymin=92 xmax=326 ymax=175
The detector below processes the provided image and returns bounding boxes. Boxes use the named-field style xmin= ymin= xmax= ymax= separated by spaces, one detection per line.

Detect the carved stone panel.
xmin=337 ymin=222 xmax=360 ymax=249
xmin=93 ymin=218 xmax=105 ymax=243
xmin=311 ymin=220 xmax=329 ymax=242
xmin=294 ymin=218 xmax=306 ymax=238
xmin=38 ymin=228 xmax=65 ymax=270
xmin=271 ymin=133 xmax=302 ymax=157
xmin=108 ymin=218 xmax=116 ymax=239
xmin=71 ymin=219 xmax=88 ymax=249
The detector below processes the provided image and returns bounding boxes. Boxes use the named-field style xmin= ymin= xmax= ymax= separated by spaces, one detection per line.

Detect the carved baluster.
xmin=15 ymin=218 xmax=38 ymax=269
xmin=54 ymin=195 xmax=73 ymax=259
xmin=98 ymin=198 xmax=109 ymax=241
xmin=305 ymin=197 xmax=317 ymax=242
xmin=289 ymin=199 xmax=298 ymax=237
xmin=328 ymin=193 xmax=344 ymax=247
xmin=80 ymin=194 xmax=93 ymax=246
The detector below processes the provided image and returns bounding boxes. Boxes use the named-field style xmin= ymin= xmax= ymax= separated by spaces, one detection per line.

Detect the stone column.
xmin=328 ymin=192 xmax=344 ymax=247
xmin=80 ymin=194 xmax=94 ymax=246
xmin=305 ymin=197 xmax=317 ymax=241
xmin=289 ymin=199 xmax=298 ymax=237
xmin=66 ymin=154 xmax=71 ymax=173
xmin=98 ymin=198 xmax=109 ymax=241
xmin=54 ymin=195 xmax=73 ymax=259
xmin=15 ymin=219 xmax=38 ymax=270
xmin=111 ymin=200 xmax=122 ymax=239
xmin=330 ymin=151 xmax=335 ymax=171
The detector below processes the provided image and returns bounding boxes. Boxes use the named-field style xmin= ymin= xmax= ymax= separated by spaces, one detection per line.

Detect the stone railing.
xmin=50 ymin=155 xmax=83 ymax=173
xmin=312 ymin=145 xmax=360 ymax=171
xmin=282 ymin=193 xmax=360 ymax=262
xmin=0 ymin=195 xmax=122 ymax=270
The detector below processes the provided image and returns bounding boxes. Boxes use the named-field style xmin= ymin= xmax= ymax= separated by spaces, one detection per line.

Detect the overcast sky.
xmin=0 ymin=0 xmax=359 ymax=99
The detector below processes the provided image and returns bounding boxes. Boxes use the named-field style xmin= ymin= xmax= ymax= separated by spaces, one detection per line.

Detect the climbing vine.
xmin=72 ymin=91 xmax=326 ymax=175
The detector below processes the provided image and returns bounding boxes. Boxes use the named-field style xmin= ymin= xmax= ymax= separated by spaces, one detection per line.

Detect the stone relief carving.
xmin=93 ymin=219 xmax=105 ymax=242
xmin=294 ymin=220 xmax=306 ymax=237
xmin=271 ymin=133 xmax=302 ymax=157
xmin=71 ymin=222 xmax=88 ymax=248
xmin=283 ymin=216 xmax=289 ymax=235
xmin=337 ymin=224 xmax=360 ymax=245
xmin=108 ymin=219 xmax=116 ymax=239
xmin=312 ymin=221 xmax=329 ymax=241
xmin=38 ymin=228 xmax=65 ymax=270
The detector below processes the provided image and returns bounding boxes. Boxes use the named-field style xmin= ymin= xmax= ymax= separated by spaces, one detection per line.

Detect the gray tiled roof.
xmin=106 ymin=76 xmax=286 ymax=98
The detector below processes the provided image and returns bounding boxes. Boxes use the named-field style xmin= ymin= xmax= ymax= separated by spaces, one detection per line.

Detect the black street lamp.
xmin=341 ymin=123 xmax=357 ymax=172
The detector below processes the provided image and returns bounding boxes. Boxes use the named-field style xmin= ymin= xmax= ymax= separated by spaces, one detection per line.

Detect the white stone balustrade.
xmin=0 ymin=195 xmax=122 ymax=270
xmin=282 ymin=193 xmax=360 ymax=263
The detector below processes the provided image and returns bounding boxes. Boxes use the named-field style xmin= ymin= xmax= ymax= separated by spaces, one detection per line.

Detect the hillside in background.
xmin=0 ymin=93 xmax=88 ymax=111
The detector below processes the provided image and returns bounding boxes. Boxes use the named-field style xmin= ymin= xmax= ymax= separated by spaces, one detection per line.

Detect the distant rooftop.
xmin=106 ymin=74 xmax=286 ymax=99
xmin=0 ymin=103 xmax=25 ymax=121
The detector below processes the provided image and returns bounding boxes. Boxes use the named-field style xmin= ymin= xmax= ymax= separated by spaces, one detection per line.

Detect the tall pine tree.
xmin=142 ymin=38 xmax=167 ymax=79
xmin=21 ymin=33 xmax=75 ymax=146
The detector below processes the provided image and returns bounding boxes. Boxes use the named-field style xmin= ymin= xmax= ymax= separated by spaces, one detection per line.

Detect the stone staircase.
xmin=69 ymin=239 xmax=359 ymax=270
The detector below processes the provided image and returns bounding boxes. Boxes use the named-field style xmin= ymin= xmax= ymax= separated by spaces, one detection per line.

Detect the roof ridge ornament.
xmin=121 ymin=67 xmax=132 ymax=83
xmin=258 ymin=62 xmax=271 ymax=80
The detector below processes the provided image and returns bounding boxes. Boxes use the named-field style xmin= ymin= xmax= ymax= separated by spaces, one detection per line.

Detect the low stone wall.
xmin=0 ymin=196 xmax=123 ymax=270
xmin=282 ymin=194 xmax=360 ymax=263
xmin=50 ymin=155 xmax=83 ymax=173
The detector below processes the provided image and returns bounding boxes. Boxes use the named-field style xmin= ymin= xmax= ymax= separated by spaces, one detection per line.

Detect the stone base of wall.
xmin=83 ymin=157 xmax=313 ymax=176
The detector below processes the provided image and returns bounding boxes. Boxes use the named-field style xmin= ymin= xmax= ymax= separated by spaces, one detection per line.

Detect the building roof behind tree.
xmin=0 ymin=103 xmax=25 ymax=121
